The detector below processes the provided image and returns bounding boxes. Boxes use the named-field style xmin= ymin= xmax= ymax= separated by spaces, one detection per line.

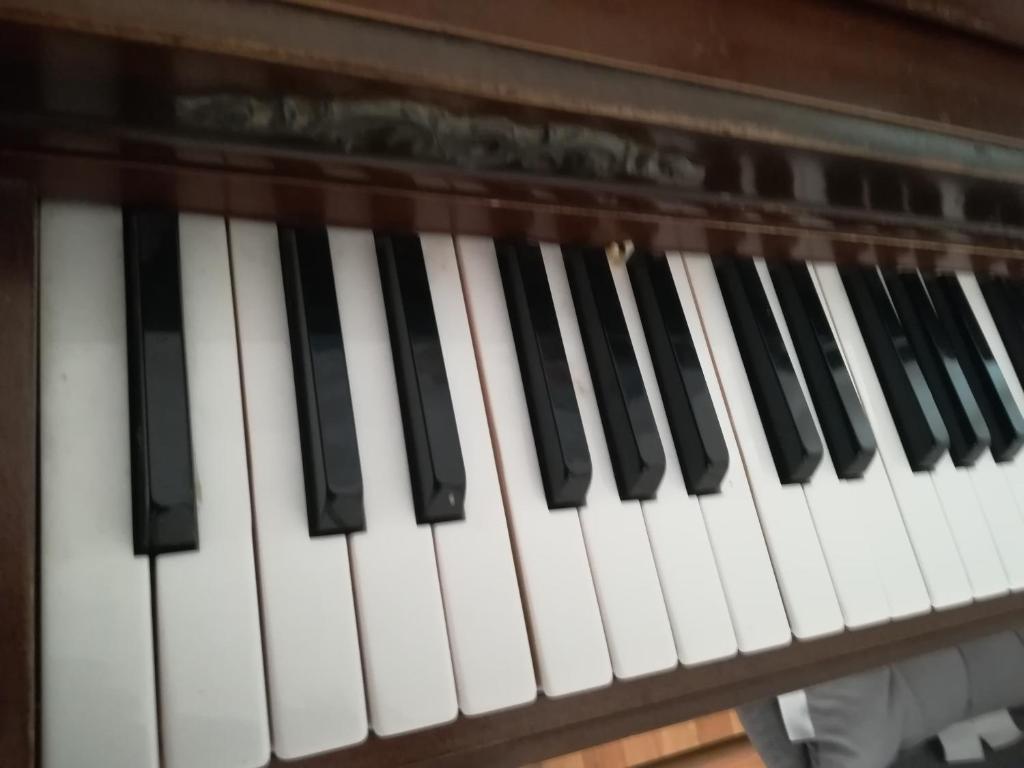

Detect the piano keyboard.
xmin=38 ymin=200 xmax=1024 ymax=768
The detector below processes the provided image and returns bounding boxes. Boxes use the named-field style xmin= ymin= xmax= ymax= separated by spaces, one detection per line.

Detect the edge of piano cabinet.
xmin=3 ymin=123 xmax=1024 ymax=275
xmin=84 ymin=0 xmax=1024 ymax=148
xmin=0 ymin=181 xmax=37 ymax=768
xmin=3 ymin=0 xmax=1024 ymax=268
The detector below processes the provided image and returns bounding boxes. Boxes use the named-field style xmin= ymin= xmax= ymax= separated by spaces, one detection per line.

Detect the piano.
xmin=3 ymin=1 xmax=1024 ymax=767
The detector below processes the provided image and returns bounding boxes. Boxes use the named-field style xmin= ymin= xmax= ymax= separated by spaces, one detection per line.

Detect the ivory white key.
xmin=39 ymin=201 xmax=160 ymax=768
xmin=609 ymin=254 xmax=738 ymax=665
xmin=231 ymin=220 xmax=368 ymax=759
xmin=685 ymin=253 xmax=844 ymax=639
xmin=329 ymin=227 xmax=457 ymax=735
xmin=958 ymin=454 xmax=1022 ymax=592
xmin=154 ymin=215 xmax=270 ymax=768
xmin=665 ymin=253 xmax=791 ymax=652
xmin=456 ymin=235 xmax=611 ymax=696
xmin=954 ymin=271 xmax=1024 ymax=589
xmin=930 ymin=455 xmax=1009 ymax=598
xmin=544 ymin=243 xmax=677 ymax=678
xmin=755 ymin=258 xmax=890 ymax=628
xmin=806 ymin=267 xmax=931 ymax=619
xmin=815 ymin=263 xmax=972 ymax=608
xmin=419 ymin=234 xmax=536 ymax=713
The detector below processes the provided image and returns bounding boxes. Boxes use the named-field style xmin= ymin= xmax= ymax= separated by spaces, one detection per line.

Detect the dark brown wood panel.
xmin=282 ymin=0 xmax=1024 ymax=145
xmin=5 ymin=0 xmax=1024 ymax=174
xmin=0 ymin=183 xmax=37 ymax=768
xmin=864 ymin=1 xmax=1024 ymax=51
xmin=3 ymin=129 xmax=1024 ymax=274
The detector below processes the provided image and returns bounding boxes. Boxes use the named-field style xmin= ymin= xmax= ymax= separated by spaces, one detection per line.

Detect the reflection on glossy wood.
xmin=283 ymin=0 xmax=1024 ymax=142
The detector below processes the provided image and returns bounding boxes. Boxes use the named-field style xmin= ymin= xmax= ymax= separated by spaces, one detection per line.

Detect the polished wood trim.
xmin=279 ymin=0 xmax=1024 ymax=146
xmin=863 ymin=1 xmax=1024 ymax=52
xmin=4 ymin=0 xmax=1024 ymax=182
xmin=0 ymin=182 xmax=36 ymax=768
xmin=3 ymin=120 xmax=1024 ymax=273
xmin=267 ymin=592 xmax=1024 ymax=767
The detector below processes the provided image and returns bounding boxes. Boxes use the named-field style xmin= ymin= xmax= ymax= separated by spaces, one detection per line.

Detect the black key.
xmin=883 ymin=269 xmax=989 ymax=467
xmin=496 ymin=240 xmax=592 ymax=508
xmin=564 ymin=246 xmax=666 ymax=500
xmin=124 ymin=209 xmax=198 ymax=555
xmin=377 ymin=233 xmax=465 ymax=525
xmin=279 ymin=226 xmax=365 ymax=536
xmin=839 ymin=265 xmax=948 ymax=471
xmin=978 ymin=274 xmax=1024 ymax=392
xmin=925 ymin=273 xmax=1024 ymax=462
xmin=628 ymin=250 xmax=729 ymax=494
xmin=715 ymin=256 xmax=822 ymax=484
xmin=769 ymin=261 xmax=876 ymax=478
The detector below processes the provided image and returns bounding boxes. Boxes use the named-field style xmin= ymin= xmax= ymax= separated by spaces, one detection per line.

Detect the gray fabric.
xmin=741 ymin=699 xmax=1024 ymax=768
xmin=740 ymin=629 xmax=1024 ymax=768
xmin=804 ymin=666 xmax=902 ymax=768
xmin=960 ymin=633 xmax=1024 ymax=715
xmin=893 ymin=647 xmax=969 ymax=749
xmin=892 ymin=710 xmax=1024 ymax=768
xmin=738 ymin=698 xmax=808 ymax=768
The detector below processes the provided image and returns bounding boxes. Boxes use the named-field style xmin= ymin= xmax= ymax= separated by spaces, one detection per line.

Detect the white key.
xmin=231 ymin=220 xmax=368 ymax=759
xmin=685 ymin=253 xmax=843 ymax=639
xmin=806 ymin=267 xmax=930 ymax=619
xmin=544 ymin=243 xmax=677 ymax=678
xmin=39 ymin=201 xmax=160 ymax=768
xmin=155 ymin=215 xmax=270 ymax=768
xmin=814 ymin=263 xmax=972 ymax=608
xmin=329 ymin=227 xmax=457 ymax=736
xmin=958 ymin=455 xmax=1020 ymax=592
xmin=930 ymin=455 xmax=1008 ymax=599
xmin=419 ymin=234 xmax=536 ymax=714
xmin=609 ymin=254 xmax=738 ymax=665
xmin=456 ymin=236 xmax=611 ymax=697
xmin=953 ymin=272 xmax=1024 ymax=590
xmin=666 ymin=253 xmax=791 ymax=653
xmin=754 ymin=258 xmax=890 ymax=628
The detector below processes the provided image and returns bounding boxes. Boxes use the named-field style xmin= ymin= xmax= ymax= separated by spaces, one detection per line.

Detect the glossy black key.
xmin=279 ymin=226 xmax=364 ymax=536
xmin=715 ymin=256 xmax=822 ymax=484
xmin=628 ymin=250 xmax=728 ymax=494
xmin=884 ymin=269 xmax=989 ymax=467
xmin=769 ymin=261 xmax=876 ymax=478
xmin=925 ymin=273 xmax=1024 ymax=462
xmin=564 ymin=246 xmax=666 ymax=500
xmin=124 ymin=209 xmax=198 ymax=555
xmin=978 ymin=273 xmax=1024 ymax=391
xmin=496 ymin=240 xmax=591 ymax=508
xmin=839 ymin=265 xmax=948 ymax=471
xmin=377 ymin=233 xmax=465 ymax=524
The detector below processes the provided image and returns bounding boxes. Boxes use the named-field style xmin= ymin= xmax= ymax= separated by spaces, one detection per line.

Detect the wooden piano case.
xmin=3 ymin=1 xmax=1024 ymax=766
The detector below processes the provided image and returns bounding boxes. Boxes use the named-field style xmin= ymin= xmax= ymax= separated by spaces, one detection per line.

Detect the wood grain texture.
xmin=531 ymin=711 xmax=746 ymax=768
xmin=863 ymin=1 xmax=1024 ymax=51
xmin=5 ymin=0 xmax=1024 ymax=181
xmin=279 ymin=0 xmax=1024 ymax=145
xmin=660 ymin=740 xmax=763 ymax=768
xmin=0 ymin=183 xmax=36 ymax=768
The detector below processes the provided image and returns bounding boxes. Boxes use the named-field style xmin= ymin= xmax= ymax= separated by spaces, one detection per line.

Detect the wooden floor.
xmin=526 ymin=710 xmax=765 ymax=768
